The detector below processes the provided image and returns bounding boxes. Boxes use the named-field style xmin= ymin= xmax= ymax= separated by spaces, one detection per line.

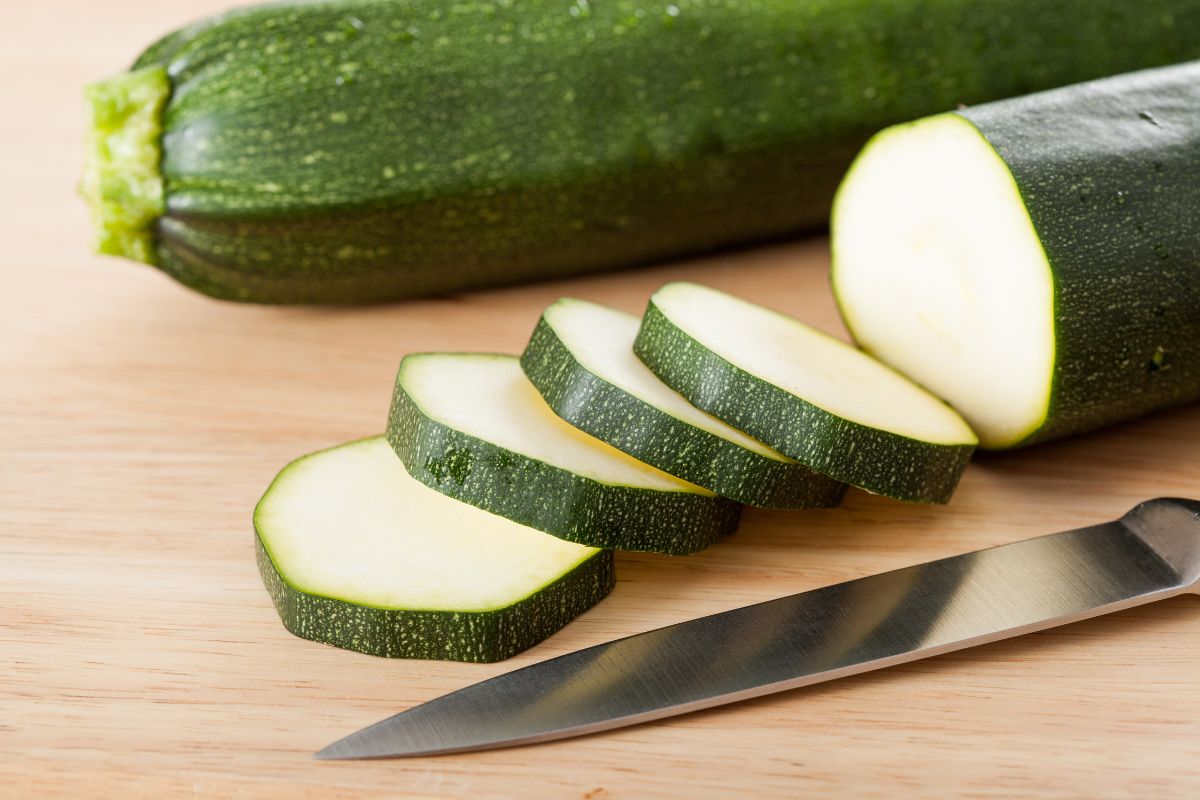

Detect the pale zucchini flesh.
xmin=254 ymin=437 xmax=614 ymax=662
xmin=634 ymin=282 xmax=977 ymax=504
xmin=521 ymin=298 xmax=846 ymax=508
xmin=831 ymin=115 xmax=1055 ymax=448
xmin=388 ymin=353 xmax=741 ymax=554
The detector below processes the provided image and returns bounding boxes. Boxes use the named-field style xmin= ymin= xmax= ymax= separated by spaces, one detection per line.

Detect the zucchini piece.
xmin=832 ymin=61 xmax=1200 ymax=449
xmin=84 ymin=0 xmax=1200 ymax=303
xmin=634 ymin=283 xmax=977 ymax=504
xmin=521 ymin=298 xmax=846 ymax=509
xmin=254 ymin=437 xmax=614 ymax=662
xmin=388 ymin=353 xmax=740 ymax=555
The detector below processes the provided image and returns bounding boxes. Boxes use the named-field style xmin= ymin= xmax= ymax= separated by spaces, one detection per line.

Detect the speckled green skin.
xmin=951 ymin=62 xmax=1200 ymax=448
xmin=255 ymin=533 xmax=614 ymax=662
xmin=634 ymin=304 xmax=974 ymax=504
xmin=386 ymin=361 xmax=741 ymax=555
xmin=117 ymin=0 xmax=1200 ymax=303
xmin=520 ymin=316 xmax=846 ymax=509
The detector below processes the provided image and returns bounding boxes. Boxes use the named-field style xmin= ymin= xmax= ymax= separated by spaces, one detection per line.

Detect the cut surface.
xmin=831 ymin=114 xmax=1055 ymax=448
xmin=649 ymin=283 xmax=977 ymax=446
xmin=255 ymin=437 xmax=602 ymax=612
xmin=543 ymin=299 xmax=784 ymax=459
xmin=82 ymin=65 xmax=170 ymax=264
xmin=399 ymin=353 xmax=708 ymax=494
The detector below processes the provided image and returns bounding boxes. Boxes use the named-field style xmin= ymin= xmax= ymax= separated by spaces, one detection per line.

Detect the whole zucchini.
xmin=83 ymin=0 xmax=1200 ymax=304
xmin=832 ymin=61 xmax=1200 ymax=449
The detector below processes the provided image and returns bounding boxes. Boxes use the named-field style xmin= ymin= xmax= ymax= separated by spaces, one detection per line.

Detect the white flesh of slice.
xmin=831 ymin=114 xmax=1054 ymax=448
xmin=255 ymin=437 xmax=600 ymax=611
xmin=401 ymin=354 xmax=711 ymax=494
xmin=545 ymin=298 xmax=791 ymax=462
xmin=652 ymin=282 xmax=977 ymax=445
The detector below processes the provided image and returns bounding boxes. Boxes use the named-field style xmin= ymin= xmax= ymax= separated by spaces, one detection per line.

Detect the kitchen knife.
xmin=316 ymin=498 xmax=1200 ymax=760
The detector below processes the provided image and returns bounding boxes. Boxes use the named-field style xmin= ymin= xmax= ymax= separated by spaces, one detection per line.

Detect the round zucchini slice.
xmin=388 ymin=353 xmax=741 ymax=555
xmin=634 ymin=282 xmax=977 ymax=504
xmin=521 ymin=297 xmax=846 ymax=508
xmin=254 ymin=437 xmax=614 ymax=663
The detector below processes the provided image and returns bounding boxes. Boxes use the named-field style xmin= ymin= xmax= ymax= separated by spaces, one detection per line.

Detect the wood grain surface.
xmin=2 ymin=2 xmax=1198 ymax=797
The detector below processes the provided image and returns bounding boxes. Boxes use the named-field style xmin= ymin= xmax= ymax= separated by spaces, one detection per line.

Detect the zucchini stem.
xmin=81 ymin=66 xmax=170 ymax=265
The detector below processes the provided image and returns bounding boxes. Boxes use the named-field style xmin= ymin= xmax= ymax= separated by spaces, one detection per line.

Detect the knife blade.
xmin=316 ymin=497 xmax=1200 ymax=760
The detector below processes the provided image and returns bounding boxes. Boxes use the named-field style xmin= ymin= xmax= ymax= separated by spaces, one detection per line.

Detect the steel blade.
xmin=316 ymin=498 xmax=1200 ymax=760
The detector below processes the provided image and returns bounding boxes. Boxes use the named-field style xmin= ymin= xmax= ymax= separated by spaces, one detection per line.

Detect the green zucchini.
xmin=255 ymin=436 xmax=614 ymax=662
xmin=831 ymin=61 xmax=1200 ymax=449
xmin=521 ymin=297 xmax=846 ymax=509
xmin=83 ymin=0 xmax=1200 ymax=304
xmin=387 ymin=353 xmax=740 ymax=554
xmin=634 ymin=283 xmax=977 ymax=504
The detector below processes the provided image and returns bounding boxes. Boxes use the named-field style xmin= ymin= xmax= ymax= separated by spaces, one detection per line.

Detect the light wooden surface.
xmin=3 ymin=2 xmax=1198 ymax=798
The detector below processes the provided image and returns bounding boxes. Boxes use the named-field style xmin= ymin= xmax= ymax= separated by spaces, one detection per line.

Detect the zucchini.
xmin=83 ymin=0 xmax=1200 ymax=303
xmin=255 ymin=436 xmax=614 ymax=662
xmin=634 ymin=283 xmax=977 ymax=504
xmin=388 ymin=353 xmax=740 ymax=554
xmin=832 ymin=61 xmax=1200 ymax=449
xmin=521 ymin=298 xmax=846 ymax=509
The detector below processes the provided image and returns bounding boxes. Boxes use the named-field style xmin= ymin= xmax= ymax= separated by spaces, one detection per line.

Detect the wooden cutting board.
xmin=3 ymin=2 xmax=1197 ymax=797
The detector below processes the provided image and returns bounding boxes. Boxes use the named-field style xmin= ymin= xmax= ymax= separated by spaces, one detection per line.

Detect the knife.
xmin=315 ymin=497 xmax=1200 ymax=760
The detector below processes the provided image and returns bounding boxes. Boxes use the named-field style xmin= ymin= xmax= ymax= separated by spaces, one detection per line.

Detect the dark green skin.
xmin=955 ymin=62 xmax=1200 ymax=447
xmin=387 ymin=369 xmax=741 ymax=555
xmin=634 ymin=303 xmax=975 ymax=504
xmin=130 ymin=0 xmax=1200 ymax=303
xmin=520 ymin=316 xmax=846 ymax=509
xmin=256 ymin=533 xmax=615 ymax=662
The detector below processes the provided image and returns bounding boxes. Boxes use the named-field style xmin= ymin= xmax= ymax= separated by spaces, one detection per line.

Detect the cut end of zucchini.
xmin=255 ymin=436 xmax=613 ymax=661
xmin=831 ymin=114 xmax=1055 ymax=448
xmin=81 ymin=66 xmax=170 ymax=265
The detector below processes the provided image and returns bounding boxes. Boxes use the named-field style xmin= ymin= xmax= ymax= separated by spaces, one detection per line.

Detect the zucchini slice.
xmin=521 ymin=298 xmax=847 ymax=509
xmin=634 ymin=282 xmax=977 ymax=504
xmin=832 ymin=61 xmax=1200 ymax=448
xmin=388 ymin=353 xmax=740 ymax=555
xmin=254 ymin=437 xmax=614 ymax=662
